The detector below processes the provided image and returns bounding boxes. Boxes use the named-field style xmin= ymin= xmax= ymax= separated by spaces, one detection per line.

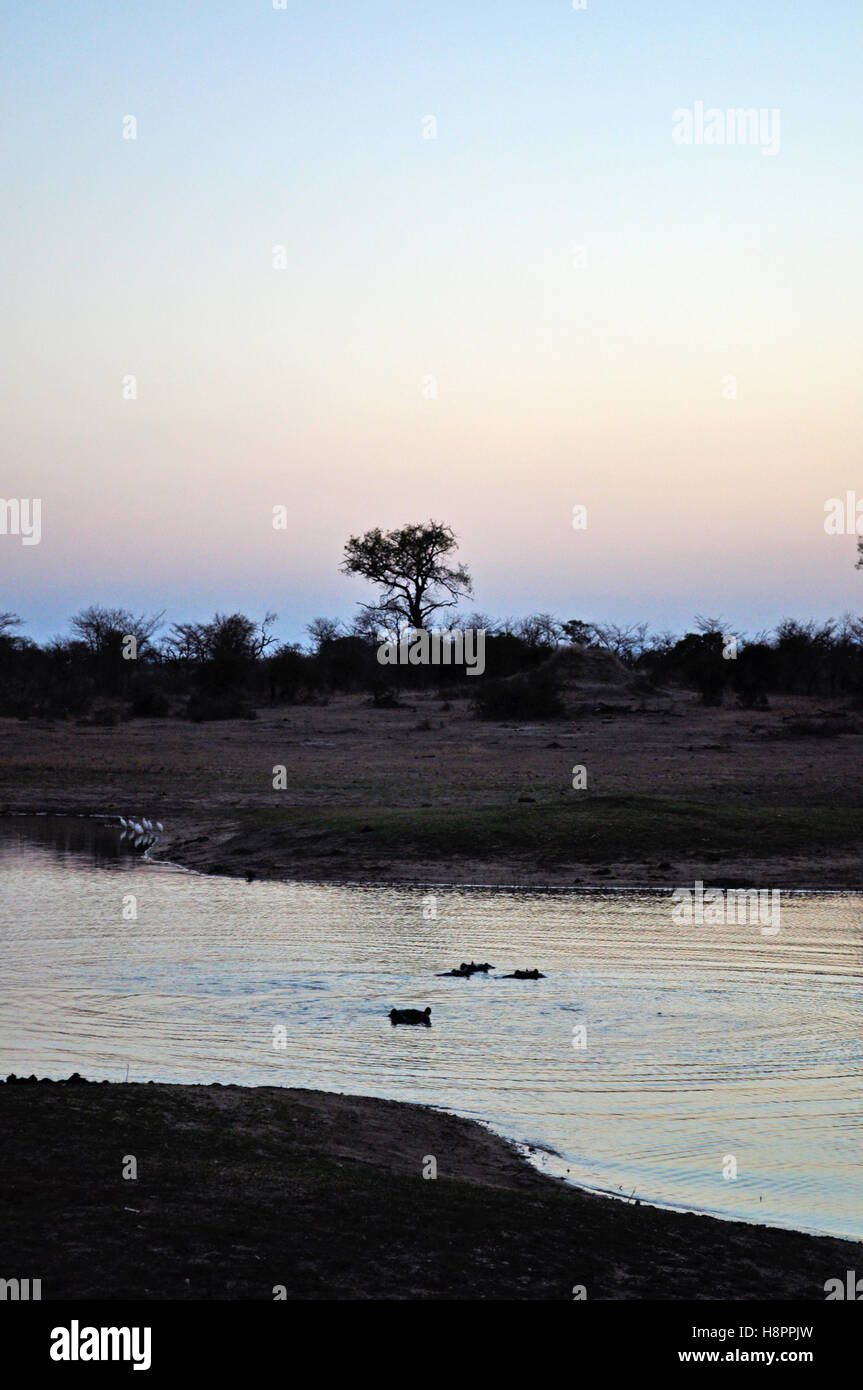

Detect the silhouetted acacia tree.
xmin=590 ymin=621 xmax=649 ymax=666
xmin=70 ymin=605 xmax=164 ymax=658
xmin=165 ymin=612 xmax=277 ymax=664
xmin=305 ymin=617 xmax=343 ymax=651
xmin=165 ymin=612 xmax=277 ymax=696
xmin=515 ymin=613 xmax=563 ymax=649
xmin=341 ymin=521 xmax=472 ymax=633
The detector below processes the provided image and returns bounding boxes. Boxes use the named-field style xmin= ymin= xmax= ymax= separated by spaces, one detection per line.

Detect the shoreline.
xmin=2 ymin=1078 xmax=859 ymax=1300
xmin=3 ymin=805 xmax=862 ymax=894
xmin=1 ymin=690 xmax=861 ymax=892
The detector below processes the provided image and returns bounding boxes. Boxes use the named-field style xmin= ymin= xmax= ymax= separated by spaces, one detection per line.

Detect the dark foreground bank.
xmin=1 ymin=1079 xmax=858 ymax=1300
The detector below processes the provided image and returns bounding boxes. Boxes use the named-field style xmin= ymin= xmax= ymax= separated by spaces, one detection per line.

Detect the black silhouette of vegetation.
xmin=472 ymin=668 xmax=566 ymax=721
xmin=2 ymin=605 xmax=862 ymax=722
xmin=2 ymin=523 xmax=862 ymax=720
xmin=341 ymin=520 xmax=472 ymax=632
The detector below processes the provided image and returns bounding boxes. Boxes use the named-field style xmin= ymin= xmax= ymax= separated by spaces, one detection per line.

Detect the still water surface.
xmin=1 ymin=815 xmax=861 ymax=1240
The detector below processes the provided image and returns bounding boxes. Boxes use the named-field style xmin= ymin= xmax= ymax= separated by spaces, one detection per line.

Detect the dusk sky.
xmin=2 ymin=0 xmax=861 ymax=645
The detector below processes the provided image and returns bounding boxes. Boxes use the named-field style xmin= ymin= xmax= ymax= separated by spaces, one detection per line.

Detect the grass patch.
xmin=237 ymin=796 xmax=863 ymax=865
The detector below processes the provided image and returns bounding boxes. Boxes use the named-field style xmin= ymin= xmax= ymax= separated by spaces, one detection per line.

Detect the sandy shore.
xmin=1 ymin=686 xmax=861 ymax=888
xmin=1 ymin=1078 xmax=858 ymax=1300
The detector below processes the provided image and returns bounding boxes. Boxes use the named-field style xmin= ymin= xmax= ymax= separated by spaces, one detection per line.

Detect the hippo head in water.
xmin=389 ymin=1006 xmax=432 ymax=1026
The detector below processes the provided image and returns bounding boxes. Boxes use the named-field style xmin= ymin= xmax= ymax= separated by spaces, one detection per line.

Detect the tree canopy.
xmin=341 ymin=521 xmax=472 ymax=633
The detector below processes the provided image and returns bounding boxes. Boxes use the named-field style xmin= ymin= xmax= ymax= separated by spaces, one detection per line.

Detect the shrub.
xmin=472 ymin=669 xmax=565 ymax=721
xmin=186 ymin=693 xmax=256 ymax=722
xmin=129 ymin=684 xmax=171 ymax=718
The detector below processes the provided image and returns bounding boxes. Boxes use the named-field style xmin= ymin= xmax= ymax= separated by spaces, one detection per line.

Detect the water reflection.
xmin=0 ymin=813 xmax=146 ymax=869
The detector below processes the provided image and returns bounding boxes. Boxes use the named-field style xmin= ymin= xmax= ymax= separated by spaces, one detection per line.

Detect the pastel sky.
xmin=2 ymin=0 xmax=861 ymax=645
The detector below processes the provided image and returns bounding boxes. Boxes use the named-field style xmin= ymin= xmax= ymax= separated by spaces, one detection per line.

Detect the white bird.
xmin=119 ymin=817 xmax=128 ymax=829
xmin=143 ymin=818 xmax=152 ymax=831
xmin=155 ymin=821 xmax=164 ymax=834
xmin=133 ymin=822 xmax=143 ymax=836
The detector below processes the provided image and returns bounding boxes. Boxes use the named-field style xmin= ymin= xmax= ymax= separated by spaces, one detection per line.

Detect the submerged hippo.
xmin=389 ymin=1006 xmax=432 ymax=1026
xmin=501 ymin=969 xmax=545 ymax=980
xmin=437 ymin=961 xmax=494 ymax=977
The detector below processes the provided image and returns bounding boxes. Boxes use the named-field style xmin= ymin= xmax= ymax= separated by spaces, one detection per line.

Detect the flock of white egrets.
xmin=117 ymin=816 xmax=164 ymax=849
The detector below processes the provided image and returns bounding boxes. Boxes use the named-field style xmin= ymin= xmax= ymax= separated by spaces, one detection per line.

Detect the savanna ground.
xmin=2 ymin=1080 xmax=858 ymax=1300
xmin=0 ymin=663 xmax=860 ymax=887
